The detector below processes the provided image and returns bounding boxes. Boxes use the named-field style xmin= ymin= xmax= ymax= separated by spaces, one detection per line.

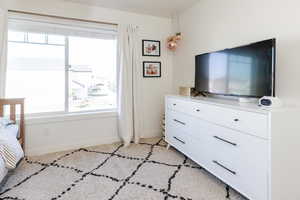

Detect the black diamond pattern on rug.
xmin=0 ymin=138 xmax=247 ymax=200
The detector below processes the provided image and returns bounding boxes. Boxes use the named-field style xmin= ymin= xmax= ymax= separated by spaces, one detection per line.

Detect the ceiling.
xmin=63 ymin=0 xmax=200 ymax=18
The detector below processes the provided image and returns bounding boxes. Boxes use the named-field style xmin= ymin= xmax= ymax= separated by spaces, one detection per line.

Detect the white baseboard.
xmin=141 ymin=129 xmax=162 ymax=139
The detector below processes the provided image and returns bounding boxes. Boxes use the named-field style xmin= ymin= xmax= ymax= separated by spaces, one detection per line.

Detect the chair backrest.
xmin=0 ymin=98 xmax=25 ymax=150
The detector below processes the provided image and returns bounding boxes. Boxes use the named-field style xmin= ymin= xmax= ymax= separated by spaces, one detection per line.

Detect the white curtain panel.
xmin=0 ymin=8 xmax=7 ymax=98
xmin=117 ymin=24 xmax=142 ymax=146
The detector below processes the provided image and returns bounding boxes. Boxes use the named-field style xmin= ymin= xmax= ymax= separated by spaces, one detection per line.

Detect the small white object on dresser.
xmin=165 ymin=95 xmax=300 ymax=200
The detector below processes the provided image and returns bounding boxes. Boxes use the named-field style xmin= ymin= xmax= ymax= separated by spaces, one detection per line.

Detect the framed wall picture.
xmin=143 ymin=61 xmax=161 ymax=78
xmin=142 ymin=40 xmax=161 ymax=57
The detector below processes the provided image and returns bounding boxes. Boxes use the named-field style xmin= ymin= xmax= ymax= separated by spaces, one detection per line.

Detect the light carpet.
xmin=0 ymin=138 xmax=247 ymax=200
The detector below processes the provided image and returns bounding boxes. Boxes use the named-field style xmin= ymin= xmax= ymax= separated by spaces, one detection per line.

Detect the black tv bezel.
xmin=195 ymin=38 xmax=276 ymax=98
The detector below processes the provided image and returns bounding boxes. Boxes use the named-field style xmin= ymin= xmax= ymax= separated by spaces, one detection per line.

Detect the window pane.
xmin=28 ymin=33 xmax=46 ymax=44
xmin=8 ymin=31 xmax=25 ymax=42
xmin=6 ymin=35 xmax=65 ymax=114
xmin=68 ymin=37 xmax=117 ymax=112
xmin=48 ymin=35 xmax=65 ymax=45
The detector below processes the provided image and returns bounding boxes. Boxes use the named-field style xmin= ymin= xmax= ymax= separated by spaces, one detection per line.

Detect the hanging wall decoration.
xmin=142 ymin=40 xmax=161 ymax=57
xmin=143 ymin=61 xmax=161 ymax=78
xmin=167 ymin=32 xmax=182 ymax=51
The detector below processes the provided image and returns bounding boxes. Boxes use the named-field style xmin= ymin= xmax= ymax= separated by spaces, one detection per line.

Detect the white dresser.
xmin=165 ymin=95 xmax=300 ymax=200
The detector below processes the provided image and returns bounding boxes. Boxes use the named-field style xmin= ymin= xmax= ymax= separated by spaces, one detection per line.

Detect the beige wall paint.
xmin=3 ymin=0 xmax=173 ymax=155
xmin=173 ymin=0 xmax=300 ymax=105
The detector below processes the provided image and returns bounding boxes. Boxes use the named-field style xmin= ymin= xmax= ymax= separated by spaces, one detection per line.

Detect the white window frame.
xmin=6 ymin=13 xmax=118 ymax=118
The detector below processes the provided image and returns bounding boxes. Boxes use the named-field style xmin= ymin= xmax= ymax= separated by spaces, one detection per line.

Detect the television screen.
xmin=195 ymin=39 xmax=275 ymax=98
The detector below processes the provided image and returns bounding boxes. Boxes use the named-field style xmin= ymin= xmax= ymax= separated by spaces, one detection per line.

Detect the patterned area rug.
xmin=0 ymin=138 xmax=247 ymax=200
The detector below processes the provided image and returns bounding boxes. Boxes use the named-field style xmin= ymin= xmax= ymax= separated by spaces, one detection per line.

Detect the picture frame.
xmin=143 ymin=61 xmax=161 ymax=78
xmin=142 ymin=40 xmax=161 ymax=57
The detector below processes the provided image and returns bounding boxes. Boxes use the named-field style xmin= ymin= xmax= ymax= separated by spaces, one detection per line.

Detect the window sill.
xmin=25 ymin=110 xmax=118 ymax=125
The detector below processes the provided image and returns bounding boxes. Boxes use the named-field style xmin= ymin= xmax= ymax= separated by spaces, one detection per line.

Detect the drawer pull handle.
xmin=234 ymin=118 xmax=239 ymax=122
xmin=213 ymin=160 xmax=236 ymax=175
xmin=173 ymin=119 xmax=186 ymax=125
xmin=173 ymin=103 xmax=177 ymax=106
xmin=173 ymin=136 xmax=185 ymax=144
xmin=196 ymin=109 xmax=200 ymax=112
xmin=213 ymin=136 xmax=237 ymax=146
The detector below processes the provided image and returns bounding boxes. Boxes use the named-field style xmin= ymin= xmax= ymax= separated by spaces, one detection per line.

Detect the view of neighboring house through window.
xmin=68 ymin=36 xmax=117 ymax=112
xmin=5 ymin=16 xmax=117 ymax=114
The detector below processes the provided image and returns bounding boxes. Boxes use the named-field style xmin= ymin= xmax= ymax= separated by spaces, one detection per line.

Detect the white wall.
xmin=173 ymin=0 xmax=300 ymax=105
xmin=25 ymin=112 xmax=119 ymax=156
xmin=2 ymin=0 xmax=173 ymax=155
xmin=0 ymin=1 xmax=6 ymax=9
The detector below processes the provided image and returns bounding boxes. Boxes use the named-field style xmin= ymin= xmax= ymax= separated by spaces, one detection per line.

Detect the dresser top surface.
xmin=166 ymin=95 xmax=295 ymax=114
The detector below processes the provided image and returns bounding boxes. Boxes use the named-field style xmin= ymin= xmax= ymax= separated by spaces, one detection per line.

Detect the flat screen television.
xmin=195 ymin=39 xmax=276 ymax=98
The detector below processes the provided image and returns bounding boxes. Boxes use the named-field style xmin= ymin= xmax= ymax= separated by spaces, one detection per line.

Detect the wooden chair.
xmin=0 ymin=98 xmax=25 ymax=151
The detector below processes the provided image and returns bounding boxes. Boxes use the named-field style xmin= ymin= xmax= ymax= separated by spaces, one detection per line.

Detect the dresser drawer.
xmin=166 ymin=98 xmax=190 ymax=113
xmin=166 ymin=98 xmax=207 ymax=117
xmin=206 ymin=105 xmax=269 ymax=139
xmin=166 ymin=109 xmax=197 ymax=135
xmin=165 ymin=125 xmax=192 ymax=158
xmin=165 ymin=121 xmax=210 ymax=170
xmin=204 ymin=124 xmax=268 ymax=200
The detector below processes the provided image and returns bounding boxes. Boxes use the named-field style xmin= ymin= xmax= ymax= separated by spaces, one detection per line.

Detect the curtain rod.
xmin=8 ymin=10 xmax=118 ymax=26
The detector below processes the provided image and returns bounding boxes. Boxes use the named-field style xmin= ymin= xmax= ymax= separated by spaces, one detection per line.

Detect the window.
xmin=7 ymin=31 xmax=65 ymax=113
xmin=6 ymin=15 xmax=117 ymax=114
